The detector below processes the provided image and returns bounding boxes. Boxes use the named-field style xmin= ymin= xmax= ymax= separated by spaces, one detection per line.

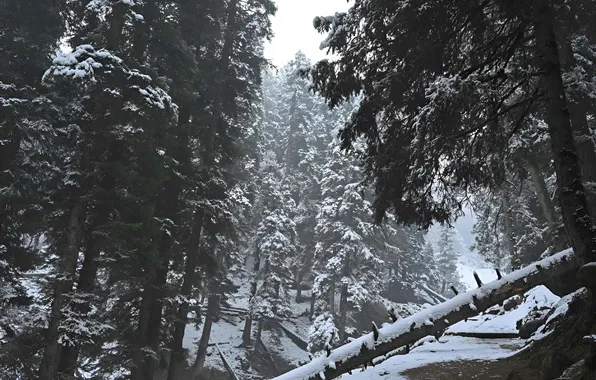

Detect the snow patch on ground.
xmin=447 ymin=285 xmax=559 ymax=335
xmin=342 ymin=336 xmax=523 ymax=379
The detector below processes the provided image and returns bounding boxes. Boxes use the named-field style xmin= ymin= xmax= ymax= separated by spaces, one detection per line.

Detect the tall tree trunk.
xmin=131 ymin=272 xmax=158 ymax=380
xmin=167 ymin=211 xmax=203 ymax=380
xmin=524 ymin=153 xmax=567 ymax=252
xmin=255 ymin=319 xmax=264 ymax=347
xmin=192 ymin=293 xmax=218 ymax=379
xmin=532 ymin=0 xmax=596 ymax=265
xmin=39 ymin=198 xmax=87 ymax=380
xmin=243 ymin=244 xmax=261 ymax=345
xmin=139 ymin=233 xmax=173 ymax=380
xmin=133 ymin=104 xmax=188 ymax=380
xmin=329 ymin=281 xmax=336 ymax=316
xmin=554 ymin=4 xmax=596 ymax=219
xmin=107 ymin=1 xmax=126 ymax=51
xmin=500 ymin=182 xmax=518 ymax=266
xmin=525 ymin=154 xmax=558 ymax=226
xmin=337 ymin=283 xmax=348 ymax=343
xmin=295 ymin=272 xmax=303 ymax=303
xmin=337 ymin=257 xmax=350 ymax=342
xmin=57 ymin=206 xmax=110 ymax=376
xmin=309 ymin=287 xmax=316 ymax=320
xmin=192 ymin=250 xmax=225 ymax=379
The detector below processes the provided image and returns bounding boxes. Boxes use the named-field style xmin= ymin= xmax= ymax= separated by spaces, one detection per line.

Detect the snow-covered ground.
xmin=342 ymin=336 xmax=523 ymax=379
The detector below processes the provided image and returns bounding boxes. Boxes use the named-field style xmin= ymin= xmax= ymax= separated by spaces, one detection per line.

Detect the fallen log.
xmin=214 ymin=343 xmax=240 ymax=380
xmin=274 ymin=321 xmax=308 ymax=351
xmin=273 ymin=249 xmax=578 ymax=380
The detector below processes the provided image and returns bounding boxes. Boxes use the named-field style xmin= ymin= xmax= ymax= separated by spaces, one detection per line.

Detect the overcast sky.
xmin=264 ymin=0 xmax=350 ymax=67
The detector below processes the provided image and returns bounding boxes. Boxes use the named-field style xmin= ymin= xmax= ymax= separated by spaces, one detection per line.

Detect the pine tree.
xmin=435 ymin=227 xmax=463 ymax=296
xmin=249 ymin=167 xmax=296 ymax=344
xmin=38 ymin=37 xmax=178 ymax=378
xmin=307 ymin=0 xmax=596 ymax=273
xmin=0 ymin=2 xmax=67 ymax=374
xmin=313 ymin=144 xmax=384 ymax=341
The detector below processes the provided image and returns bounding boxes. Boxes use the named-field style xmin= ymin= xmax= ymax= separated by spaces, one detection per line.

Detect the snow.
xmin=340 ymin=336 xmax=523 ymax=379
xmin=447 ymin=285 xmax=559 ymax=335
xmin=273 ymin=248 xmax=574 ymax=380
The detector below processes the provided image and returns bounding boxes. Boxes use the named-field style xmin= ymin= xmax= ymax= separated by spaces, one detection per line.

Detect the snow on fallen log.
xmin=273 ymin=249 xmax=577 ymax=380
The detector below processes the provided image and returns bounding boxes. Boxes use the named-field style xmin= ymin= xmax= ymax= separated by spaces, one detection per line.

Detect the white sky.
xmin=264 ymin=0 xmax=351 ymax=67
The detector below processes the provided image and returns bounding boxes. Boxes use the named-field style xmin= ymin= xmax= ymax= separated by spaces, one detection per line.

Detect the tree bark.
xmin=193 ymin=296 xmax=219 ymax=380
xmin=309 ymin=287 xmax=316 ymax=320
xmin=525 ymin=154 xmax=558 ymax=227
xmin=532 ymin=0 xmax=596 ymax=265
xmin=137 ymin=232 xmax=173 ymax=380
xmin=192 ymin=294 xmax=218 ymax=379
xmin=167 ymin=211 xmax=203 ymax=380
xmin=273 ymin=250 xmax=579 ymax=380
xmin=255 ymin=319 xmax=264 ymax=347
xmin=57 ymin=208 xmax=109 ymax=376
xmin=295 ymin=272 xmax=303 ymax=303
xmin=554 ymin=5 xmax=596 ymax=219
xmin=192 ymin=249 xmax=225 ymax=379
xmin=329 ymin=281 xmax=336 ymax=316
xmin=243 ymin=244 xmax=261 ymax=345
xmin=524 ymin=153 xmax=567 ymax=253
xmin=338 ymin=256 xmax=350 ymax=342
xmin=338 ymin=282 xmax=348 ymax=342
xmin=131 ymin=272 xmax=158 ymax=380
xmin=500 ymin=184 xmax=518 ymax=265
xmin=39 ymin=197 xmax=87 ymax=380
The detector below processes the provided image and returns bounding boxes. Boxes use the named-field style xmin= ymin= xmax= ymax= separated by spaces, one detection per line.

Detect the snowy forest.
xmin=1 ymin=0 xmax=596 ymax=379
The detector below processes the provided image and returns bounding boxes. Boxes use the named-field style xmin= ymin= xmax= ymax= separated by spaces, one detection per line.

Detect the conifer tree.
xmin=435 ymin=227 xmax=463 ymax=296
xmin=313 ymin=144 xmax=384 ymax=341
xmin=307 ymin=0 xmax=596 ymax=274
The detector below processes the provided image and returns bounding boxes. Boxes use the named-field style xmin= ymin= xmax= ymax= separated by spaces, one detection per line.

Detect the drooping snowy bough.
xmin=273 ymin=249 xmax=578 ymax=380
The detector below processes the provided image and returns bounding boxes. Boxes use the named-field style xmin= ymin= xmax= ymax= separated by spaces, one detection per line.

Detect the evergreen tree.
xmin=0 ymin=2 xmax=67 ymax=374
xmin=313 ymin=144 xmax=384 ymax=341
xmin=307 ymin=0 xmax=596 ymax=269
xmin=435 ymin=227 xmax=463 ymax=296
xmin=249 ymin=167 xmax=296 ymax=343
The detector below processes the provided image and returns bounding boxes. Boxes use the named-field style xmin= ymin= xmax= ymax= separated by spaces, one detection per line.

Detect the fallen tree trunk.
xmin=273 ymin=320 xmax=308 ymax=351
xmin=273 ymin=249 xmax=578 ymax=380
xmin=214 ymin=343 xmax=240 ymax=380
